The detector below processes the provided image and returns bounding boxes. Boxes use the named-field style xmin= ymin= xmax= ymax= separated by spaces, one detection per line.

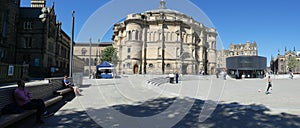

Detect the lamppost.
xmin=89 ymin=38 xmax=92 ymax=79
xmin=69 ymin=10 xmax=75 ymax=77
xmin=161 ymin=12 xmax=165 ymax=74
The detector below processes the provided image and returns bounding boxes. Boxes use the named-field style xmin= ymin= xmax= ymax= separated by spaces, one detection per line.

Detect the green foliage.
xmin=288 ymin=56 xmax=298 ymax=72
xmin=100 ymin=46 xmax=119 ymax=64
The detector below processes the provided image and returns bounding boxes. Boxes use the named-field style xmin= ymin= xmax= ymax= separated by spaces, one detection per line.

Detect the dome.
xmin=145 ymin=0 xmax=185 ymax=16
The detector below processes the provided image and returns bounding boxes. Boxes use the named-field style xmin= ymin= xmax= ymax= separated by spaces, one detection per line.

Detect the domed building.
xmin=112 ymin=0 xmax=218 ymax=75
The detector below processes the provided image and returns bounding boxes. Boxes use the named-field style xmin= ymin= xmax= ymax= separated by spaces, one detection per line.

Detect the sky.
xmin=20 ymin=0 xmax=300 ymax=66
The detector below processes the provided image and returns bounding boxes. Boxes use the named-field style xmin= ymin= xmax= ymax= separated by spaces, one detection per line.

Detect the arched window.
xmin=135 ymin=31 xmax=139 ymax=40
xmin=128 ymin=31 xmax=132 ymax=40
xmin=81 ymin=48 xmax=87 ymax=56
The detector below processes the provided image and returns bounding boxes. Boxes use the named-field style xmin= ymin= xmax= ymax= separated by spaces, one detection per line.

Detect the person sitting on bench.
xmin=14 ymin=80 xmax=48 ymax=124
xmin=63 ymin=75 xmax=82 ymax=96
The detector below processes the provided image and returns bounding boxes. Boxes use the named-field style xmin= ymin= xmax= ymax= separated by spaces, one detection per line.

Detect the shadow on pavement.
xmin=16 ymin=97 xmax=300 ymax=128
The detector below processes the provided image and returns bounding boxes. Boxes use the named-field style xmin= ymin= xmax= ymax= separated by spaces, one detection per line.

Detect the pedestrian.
xmin=175 ymin=72 xmax=179 ymax=84
xmin=63 ymin=75 xmax=82 ymax=96
xmin=265 ymin=76 xmax=272 ymax=94
xmin=223 ymin=72 xmax=227 ymax=80
xmin=14 ymin=80 xmax=48 ymax=124
xmin=290 ymin=71 xmax=294 ymax=79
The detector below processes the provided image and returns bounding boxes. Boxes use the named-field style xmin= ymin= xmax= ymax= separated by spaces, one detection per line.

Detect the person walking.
xmin=14 ymin=80 xmax=48 ymax=124
xmin=175 ymin=72 xmax=179 ymax=84
xmin=265 ymin=76 xmax=272 ymax=94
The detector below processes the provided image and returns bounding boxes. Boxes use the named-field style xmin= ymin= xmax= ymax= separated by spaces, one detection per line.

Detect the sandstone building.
xmin=216 ymin=41 xmax=258 ymax=70
xmin=270 ymin=48 xmax=300 ymax=74
xmin=74 ymin=42 xmax=113 ymax=75
xmin=112 ymin=0 xmax=217 ymax=75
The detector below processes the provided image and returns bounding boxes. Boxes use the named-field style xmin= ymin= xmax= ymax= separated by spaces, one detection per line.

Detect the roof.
xmin=75 ymin=42 xmax=113 ymax=47
xmin=96 ymin=61 xmax=114 ymax=68
xmin=145 ymin=0 xmax=185 ymax=16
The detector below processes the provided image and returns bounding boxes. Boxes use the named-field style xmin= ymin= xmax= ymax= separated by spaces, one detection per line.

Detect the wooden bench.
xmin=0 ymin=78 xmax=70 ymax=128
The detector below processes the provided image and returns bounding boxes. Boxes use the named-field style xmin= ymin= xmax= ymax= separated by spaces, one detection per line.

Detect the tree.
xmin=288 ymin=56 xmax=298 ymax=72
xmin=100 ymin=46 xmax=118 ymax=64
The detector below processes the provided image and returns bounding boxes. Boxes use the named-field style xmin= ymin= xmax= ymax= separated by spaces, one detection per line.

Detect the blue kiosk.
xmin=96 ymin=61 xmax=114 ymax=79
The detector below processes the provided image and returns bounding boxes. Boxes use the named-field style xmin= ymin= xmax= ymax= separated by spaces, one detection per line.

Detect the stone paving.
xmin=33 ymin=74 xmax=300 ymax=128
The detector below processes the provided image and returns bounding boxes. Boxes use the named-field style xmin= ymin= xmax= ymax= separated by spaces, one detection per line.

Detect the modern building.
xmin=217 ymin=41 xmax=258 ymax=70
xmin=73 ymin=42 xmax=113 ymax=75
xmin=270 ymin=48 xmax=300 ymax=74
xmin=226 ymin=56 xmax=267 ymax=78
xmin=113 ymin=0 xmax=217 ymax=75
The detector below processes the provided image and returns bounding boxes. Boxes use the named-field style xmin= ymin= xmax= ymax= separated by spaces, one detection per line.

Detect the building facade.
xmin=216 ymin=41 xmax=258 ymax=70
xmin=73 ymin=42 xmax=113 ymax=75
xmin=270 ymin=48 xmax=300 ymax=74
xmin=0 ymin=0 xmax=20 ymax=64
xmin=16 ymin=2 xmax=72 ymax=77
xmin=113 ymin=0 xmax=217 ymax=75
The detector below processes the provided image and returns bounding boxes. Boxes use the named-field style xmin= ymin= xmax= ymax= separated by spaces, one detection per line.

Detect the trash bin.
xmin=169 ymin=73 xmax=175 ymax=84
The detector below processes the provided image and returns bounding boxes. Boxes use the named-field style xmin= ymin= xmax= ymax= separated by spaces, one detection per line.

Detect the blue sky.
xmin=21 ymin=0 xmax=300 ymax=66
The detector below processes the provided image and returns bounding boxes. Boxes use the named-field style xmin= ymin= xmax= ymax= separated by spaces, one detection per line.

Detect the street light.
xmin=69 ymin=10 xmax=75 ymax=77
xmin=161 ymin=12 xmax=165 ymax=74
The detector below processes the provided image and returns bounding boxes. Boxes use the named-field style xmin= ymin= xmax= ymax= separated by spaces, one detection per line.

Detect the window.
xmin=166 ymin=63 xmax=171 ymax=68
xmin=135 ymin=31 xmax=139 ymax=40
xmin=149 ymin=63 xmax=154 ymax=67
xmin=24 ymin=37 xmax=32 ymax=48
xmin=81 ymin=48 xmax=87 ymax=56
xmin=128 ymin=31 xmax=132 ymax=40
xmin=127 ymin=48 xmax=131 ymax=53
xmin=23 ymin=21 xmax=32 ymax=30
xmin=34 ymin=58 xmax=40 ymax=67
xmin=127 ymin=63 xmax=131 ymax=68
xmin=127 ymin=55 xmax=130 ymax=59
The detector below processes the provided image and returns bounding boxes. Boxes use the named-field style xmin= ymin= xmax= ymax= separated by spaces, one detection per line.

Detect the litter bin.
xmin=169 ymin=73 xmax=175 ymax=84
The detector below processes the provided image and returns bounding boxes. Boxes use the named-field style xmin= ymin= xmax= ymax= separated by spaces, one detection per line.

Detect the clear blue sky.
xmin=21 ymin=0 xmax=300 ymax=66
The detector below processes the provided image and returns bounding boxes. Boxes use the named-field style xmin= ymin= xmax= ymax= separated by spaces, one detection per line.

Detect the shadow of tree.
xmin=36 ymin=97 xmax=300 ymax=128
xmin=111 ymin=97 xmax=300 ymax=128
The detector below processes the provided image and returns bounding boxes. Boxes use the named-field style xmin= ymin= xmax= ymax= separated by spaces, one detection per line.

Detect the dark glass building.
xmin=226 ymin=56 xmax=267 ymax=78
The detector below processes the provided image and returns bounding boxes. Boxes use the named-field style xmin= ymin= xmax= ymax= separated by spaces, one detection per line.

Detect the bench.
xmin=0 ymin=95 xmax=63 ymax=127
xmin=55 ymin=79 xmax=74 ymax=95
xmin=56 ymin=88 xmax=73 ymax=95
xmin=0 ymin=77 xmax=71 ymax=128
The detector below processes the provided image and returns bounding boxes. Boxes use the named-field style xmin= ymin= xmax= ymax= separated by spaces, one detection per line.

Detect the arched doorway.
xmin=133 ymin=64 xmax=139 ymax=74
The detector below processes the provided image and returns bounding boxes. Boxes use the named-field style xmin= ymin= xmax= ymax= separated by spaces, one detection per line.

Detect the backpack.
xmin=1 ymin=103 xmax=24 ymax=114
